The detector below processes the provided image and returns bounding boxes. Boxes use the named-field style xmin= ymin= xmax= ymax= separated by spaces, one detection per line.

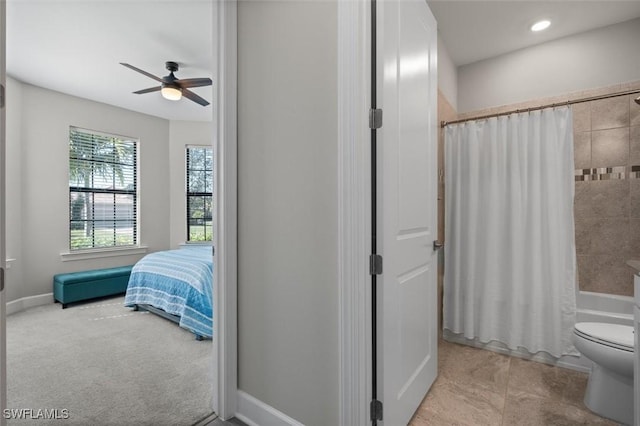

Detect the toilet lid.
xmin=574 ymin=322 xmax=634 ymax=350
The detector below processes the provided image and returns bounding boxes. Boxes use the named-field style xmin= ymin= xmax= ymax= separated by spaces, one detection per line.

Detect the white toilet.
xmin=573 ymin=322 xmax=635 ymax=425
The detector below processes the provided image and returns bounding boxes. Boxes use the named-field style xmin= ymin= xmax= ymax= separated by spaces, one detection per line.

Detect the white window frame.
xmin=63 ymin=126 xmax=142 ymax=260
xmin=186 ymin=144 xmax=214 ymax=243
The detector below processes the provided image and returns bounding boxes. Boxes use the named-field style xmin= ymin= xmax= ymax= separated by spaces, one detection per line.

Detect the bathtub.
xmin=576 ymin=290 xmax=635 ymax=326
xmin=443 ymin=290 xmax=634 ymax=373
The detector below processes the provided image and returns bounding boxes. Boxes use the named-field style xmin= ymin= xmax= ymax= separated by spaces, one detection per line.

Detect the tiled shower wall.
xmin=574 ymin=94 xmax=640 ymax=297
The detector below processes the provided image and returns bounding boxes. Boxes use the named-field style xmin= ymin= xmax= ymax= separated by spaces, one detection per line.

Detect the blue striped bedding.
xmin=124 ymin=246 xmax=213 ymax=338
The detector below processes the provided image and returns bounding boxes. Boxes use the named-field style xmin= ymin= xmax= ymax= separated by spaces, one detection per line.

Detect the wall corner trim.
xmin=212 ymin=0 xmax=238 ymax=420
xmin=337 ymin=0 xmax=370 ymax=425
xmin=235 ymin=391 xmax=304 ymax=426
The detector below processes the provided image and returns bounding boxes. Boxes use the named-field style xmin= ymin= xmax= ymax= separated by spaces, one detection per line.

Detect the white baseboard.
xmin=6 ymin=293 xmax=54 ymax=316
xmin=236 ymin=391 xmax=304 ymax=426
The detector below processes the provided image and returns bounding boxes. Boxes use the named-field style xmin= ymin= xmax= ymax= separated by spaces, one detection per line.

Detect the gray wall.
xmin=5 ymin=78 xmax=172 ymax=302
xmin=458 ymin=18 xmax=640 ymax=113
xmin=237 ymin=1 xmax=339 ymax=425
xmin=5 ymin=77 xmax=23 ymax=303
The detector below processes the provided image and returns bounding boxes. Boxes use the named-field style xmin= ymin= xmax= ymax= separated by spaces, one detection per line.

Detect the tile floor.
xmin=410 ymin=339 xmax=618 ymax=426
xmin=199 ymin=340 xmax=619 ymax=426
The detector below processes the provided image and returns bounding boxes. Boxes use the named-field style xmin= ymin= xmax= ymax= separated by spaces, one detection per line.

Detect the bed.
xmin=124 ymin=245 xmax=213 ymax=340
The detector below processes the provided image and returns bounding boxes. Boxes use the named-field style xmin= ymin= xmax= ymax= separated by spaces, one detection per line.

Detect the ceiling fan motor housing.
xmin=165 ymin=61 xmax=179 ymax=72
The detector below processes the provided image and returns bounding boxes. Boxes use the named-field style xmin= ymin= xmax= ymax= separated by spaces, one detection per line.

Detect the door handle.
xmin=433 ymin=240 xmax=443 ymax=251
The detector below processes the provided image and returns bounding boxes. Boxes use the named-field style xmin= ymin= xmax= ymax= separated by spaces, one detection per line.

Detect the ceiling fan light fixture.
xmin=161 ymin=85 xmax=182 ymax=101
xmin=530 ymin=19 xmax=551 ymax=32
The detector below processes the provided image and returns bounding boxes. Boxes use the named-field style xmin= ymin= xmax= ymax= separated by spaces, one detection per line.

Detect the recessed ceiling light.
xmin=531 ymin=20 xmax=551 ymax=32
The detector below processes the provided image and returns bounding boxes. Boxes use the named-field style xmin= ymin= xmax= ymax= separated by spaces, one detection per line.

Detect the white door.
xmin=378 ymin=0 xmax=438 ymax=424
xmin=0 ymin=0 xmax=6 ymax=424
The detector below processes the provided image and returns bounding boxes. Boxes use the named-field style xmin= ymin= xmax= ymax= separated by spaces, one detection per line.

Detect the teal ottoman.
xmin=53 ymin=265 xmax=134 ymax=308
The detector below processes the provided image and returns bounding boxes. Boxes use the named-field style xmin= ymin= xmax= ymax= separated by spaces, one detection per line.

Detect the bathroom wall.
xmin=448 ymin=16 xmax=640 ymax=304
xmin=574 ymin=88 xmax=640 ymax=297
xmin=450 ymin=18 xmax=639 ymax=297
xmin=437 ymin=35 xmax=458 ymax=331
xmin=437 ymin=36 xmax=457 ymax=112
xmin=457 ymin=18 xmax=640 ymax=114
xmin=437 ymin=90 xmax=456 ymax=331
xmin=456 ymin=81 xmax=640 ymax=298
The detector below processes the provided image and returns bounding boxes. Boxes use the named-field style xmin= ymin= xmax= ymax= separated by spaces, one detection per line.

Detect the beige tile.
xmin=630 ymin=218 xmax=640 ymax=255
xmin=573 ymin=132 xmax=591 ymax=169
xmin=572 ymin=102 xmax=591 ymax=133
xmin=573 ymin=181 xmax=591 ymax=220
xmin=591 ymin=127 xmax=630 ymax=168
xmin=631 ymin=96 xmax=640 ymax=128
xmin=576 ymin=255 xmax=594 ymax=291
xmin=630 ymin=179 xmax=640 ymax=218
xmin=438 ymin=340 xmax=510 ymax=396
xmin=426 ymin=342 xmax=624 ymax=426
xmin=410 ymin=376 xmax=504 ymax=426
xmin=507 ymin=358 xmax=588 ymax=408
xmin=590 ymin=180 xmax=629 ymax=218
xmin=585 ymin=255 xmax=634 ymax=296
xmin=588 ymin=217 xmax=629 ymax=255
xmin=503 ymin=389 xmax=617 ymax=426
xmin=591 ymin=96 xmax=630 ymax=130
xmin=574 ymin=218 xmax=594 ymax=255
xmin=631 ymin=126 xmax=640 ymax=165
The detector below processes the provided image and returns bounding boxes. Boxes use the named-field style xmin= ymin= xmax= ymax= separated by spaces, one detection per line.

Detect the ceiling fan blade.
xmin=176 ymin=78 xmax=213 ymax=89
xmin=133 ymin=86 xmax=162 ymax=94
xmin=182 ymin=88 xmax=210 ymax=106
xmin=120 ymin=63 xmax=163 ymax=83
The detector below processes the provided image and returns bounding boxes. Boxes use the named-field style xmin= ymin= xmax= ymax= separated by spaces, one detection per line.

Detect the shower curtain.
xmin=443 ymin=106 xmax=577 ymax=358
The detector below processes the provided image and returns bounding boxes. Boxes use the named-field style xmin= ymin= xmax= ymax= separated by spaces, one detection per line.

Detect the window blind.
xmin=69 ymin=127 xmax=138 ymax=250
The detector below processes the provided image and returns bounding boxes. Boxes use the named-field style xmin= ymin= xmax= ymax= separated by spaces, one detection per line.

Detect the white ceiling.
xmin=7 ymin=0 xmax=214 ymax=122
xmin=8 ymin=1 xmax=640 ymax=121
xmin=427 ymin=1 xmax=640 ymax=66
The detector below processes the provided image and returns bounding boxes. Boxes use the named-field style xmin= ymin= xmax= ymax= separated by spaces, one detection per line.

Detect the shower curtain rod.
xmin=441 ymin=88 xmax=640 ymax=127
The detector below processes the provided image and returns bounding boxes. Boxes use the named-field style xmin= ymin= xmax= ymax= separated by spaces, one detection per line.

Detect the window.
xmin=186 ymin=146 xmax=213 ymax=242
xmin=69 ymin=127 xmax=137 ymax=250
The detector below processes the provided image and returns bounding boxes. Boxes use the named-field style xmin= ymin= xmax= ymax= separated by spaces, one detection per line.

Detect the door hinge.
xmin=369 ymin=108 xmax=383 ymax=129
xmin=370 ymin=399 xmax=383 ymax=421
xmin=0 ymin=267 xmax=4 ymax=292
xmin=0 ymin=84 xmax=5 ymax=109
xmin=369 ymin=254 xmax=383 ymax=275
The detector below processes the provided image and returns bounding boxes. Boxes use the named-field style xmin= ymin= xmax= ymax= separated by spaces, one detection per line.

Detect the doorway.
xmin=0 ymin=0 xmax=238 ymax=422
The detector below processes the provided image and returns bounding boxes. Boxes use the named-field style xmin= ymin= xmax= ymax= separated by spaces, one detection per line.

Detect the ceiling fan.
xmin=120 ymin=61 xmax=212 ymax=106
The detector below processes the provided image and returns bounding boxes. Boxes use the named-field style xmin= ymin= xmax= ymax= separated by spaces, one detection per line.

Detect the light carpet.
xmin=6 ymin=296 xmax=214 ymax=425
